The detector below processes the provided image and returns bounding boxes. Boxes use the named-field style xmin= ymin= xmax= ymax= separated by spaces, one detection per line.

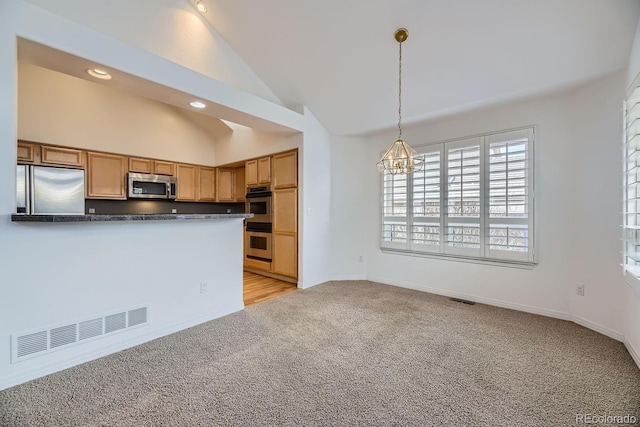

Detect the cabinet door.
xmin=153 ymin=160 xmax=176 ymax=176
xmin=272 ymin=232 xmax=297 ymax=278
xmin=273 ymin=151 xmax=297 ymax=189
xmin=217 ymin=168 xmax=235 ymax=202
xmin=245 ymin=159 xmax=258 ymax=186
xmin=129 ymin=157 xmax=152 ymax=174
xmin=198 ymin=166 xmax=216 ymax=201
xmin=258 ymin=157 xmax=271 ymax=184
xmin=41 ymin=146 xmax=84 ymax=168
xmin=17 ymin=141 xmax=35 ymax=163
xmin=235 ymin=167 xmax=246 ymax=202
xmin=177 ymin=164 xmax=197 ymax=201
xmin=87 ymin=152 xmax=127 ymax=199
xmin=273 ymin=188 xmax=297 ymax=233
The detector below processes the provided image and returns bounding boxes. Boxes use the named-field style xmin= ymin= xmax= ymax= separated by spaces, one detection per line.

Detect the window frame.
xmin=623 ymin=72 xmax=640 ymax=292
xmin=380 ymin=126 xmax=536 ymax=267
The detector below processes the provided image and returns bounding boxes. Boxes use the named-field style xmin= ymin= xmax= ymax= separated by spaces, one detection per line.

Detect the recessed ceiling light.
xmin=86 ymin=68 xmax=112 ymax=80
xmin=195 ymin=0 xmax=207 ymax=13
xmin=190 ymin=101 xmax=206 ymax=109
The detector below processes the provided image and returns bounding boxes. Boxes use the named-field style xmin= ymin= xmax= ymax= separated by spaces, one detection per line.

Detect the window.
xmin=623 ymin=79 xmax=640 ymax=284
xmin=381 ymin=127 xmax=535 ymax=264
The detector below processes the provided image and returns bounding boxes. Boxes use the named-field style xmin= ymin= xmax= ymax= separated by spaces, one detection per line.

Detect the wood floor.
xmin=243 ymin=271 xmax=298 ymax=306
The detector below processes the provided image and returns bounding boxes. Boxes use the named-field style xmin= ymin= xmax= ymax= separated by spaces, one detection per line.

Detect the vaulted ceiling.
xmin=21 ymin=0 xmax=640 ymax=136
xmin=202 ymin=0 xmax=640 ymax=135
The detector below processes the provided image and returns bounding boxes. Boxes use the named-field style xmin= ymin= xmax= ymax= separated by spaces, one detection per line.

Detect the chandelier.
xmin=377 ymin=28 xmax=425 ymax=175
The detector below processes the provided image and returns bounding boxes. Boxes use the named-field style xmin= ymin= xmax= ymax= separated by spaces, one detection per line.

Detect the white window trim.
xmin=623 ymin=71 xmax=640 ymax=295
xmin=380 ymin=125 xmax=537 ymax=266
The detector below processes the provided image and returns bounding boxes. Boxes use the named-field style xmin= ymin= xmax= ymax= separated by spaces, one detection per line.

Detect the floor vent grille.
xmin=11 ymin=305 xmax=149 ymax=363
xmin=450 ymin=298 xmax=476 ymax=305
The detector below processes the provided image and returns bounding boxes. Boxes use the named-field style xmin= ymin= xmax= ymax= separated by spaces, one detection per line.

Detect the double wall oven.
xmin=245 ymin=185 xmax=272 ymax=262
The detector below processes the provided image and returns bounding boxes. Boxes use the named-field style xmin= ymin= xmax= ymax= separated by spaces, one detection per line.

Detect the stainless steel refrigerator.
xmin=16 ymin=165 xmax=85 ymax=215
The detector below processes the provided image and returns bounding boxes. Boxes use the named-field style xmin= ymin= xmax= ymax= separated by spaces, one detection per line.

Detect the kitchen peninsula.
xmin=11 ymin=213 xmax=251 ymax=222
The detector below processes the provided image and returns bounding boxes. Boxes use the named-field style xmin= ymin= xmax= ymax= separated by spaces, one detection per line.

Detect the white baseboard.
xmin=571 ymin=315 xmax=624 ymax=341
xmin=624 ymin=338 xmax=640 ymax=370
xmin=368 ymin=275 xmax=571 ymax=321
xmin=330 ymin=275 xmax=367 ymax=281
xmin=366 ymin=276 xmax=628 ymax=342
xmin=0 ymin=302 xmax=243 ymax=391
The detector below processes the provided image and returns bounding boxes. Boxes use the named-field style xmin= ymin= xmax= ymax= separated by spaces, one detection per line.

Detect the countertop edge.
xmin=11 ymin=213 xmax=253 ymax=223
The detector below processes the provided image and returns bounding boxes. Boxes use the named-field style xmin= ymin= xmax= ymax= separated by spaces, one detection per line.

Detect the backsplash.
xmin=85 ymin=200 xmax=245 ymax=215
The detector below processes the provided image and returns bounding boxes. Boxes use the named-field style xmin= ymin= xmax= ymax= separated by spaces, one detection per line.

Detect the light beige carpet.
xmin=1 ymin=280 xmax=639 ymax=426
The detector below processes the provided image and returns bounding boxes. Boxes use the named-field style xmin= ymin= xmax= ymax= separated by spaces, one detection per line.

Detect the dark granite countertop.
xmin=11 ymin=213 xmax=253 ymax=223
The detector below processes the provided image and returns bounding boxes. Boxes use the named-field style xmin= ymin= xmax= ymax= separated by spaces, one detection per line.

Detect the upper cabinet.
xmin=129 ymin=157 xmax=152 ymax=174
xmin=245 ymin=157 xmax=271 ymax=186
xmin=41 ymin=145 xmax=84 ymax=168
xmin=177 ymin=164 xmax=197 ymax=201
xmin=17 ymin=141 xmax=35 ymax=163
xmin=198 ymin=166 xmax=216 ymax=202
xmin=258 ymin=157 xmax=271 ymax=184
xmin=273 ymin=151 xmax=298 ymax=189
xmin=86 ymin=152 xmax=127 ymax=199
xmin=216 ymin=168 xmax=235 ymax=202
xmin=235 ymin=167 xmax=246 ymax=202
xmin=153 ymin=160 xmax=175 ymax=176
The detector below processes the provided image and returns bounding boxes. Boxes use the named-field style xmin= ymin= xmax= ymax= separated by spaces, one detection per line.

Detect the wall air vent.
xmin=11 ymin=305 xmax=149 ymax=363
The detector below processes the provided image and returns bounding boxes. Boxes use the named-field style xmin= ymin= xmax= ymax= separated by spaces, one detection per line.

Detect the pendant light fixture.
xmin=377 ymin=28 xmax=425 ymax=175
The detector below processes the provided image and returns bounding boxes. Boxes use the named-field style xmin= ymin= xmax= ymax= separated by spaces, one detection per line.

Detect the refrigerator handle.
xmin=28 ymin=165 xmax=34 ymax=215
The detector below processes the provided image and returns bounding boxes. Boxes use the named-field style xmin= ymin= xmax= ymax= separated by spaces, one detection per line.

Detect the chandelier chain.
xmin=398 ymin=37 xmax=402 ymax=139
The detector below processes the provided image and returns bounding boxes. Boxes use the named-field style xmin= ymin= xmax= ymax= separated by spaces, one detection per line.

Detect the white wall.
xmin=568 ymin=70 xmax=627 ymax=338
xmin=23 ymin=0 xmax=284 ymax=106
xmin=19 ymin=62 xmax=217 ymax=165
xmin=298 ymin=107 xmax=332 ymax=288
xmin=329 ymin=135 xmax=368 ymax=280
xmin=215 ymin=126 xmax=299 ymax=166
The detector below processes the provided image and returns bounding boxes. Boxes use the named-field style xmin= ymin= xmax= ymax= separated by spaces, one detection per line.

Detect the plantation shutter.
xmin=624 ymin=83 xmax=640 ymax=280
xmin=381 ymin=171 xmax=408 ymax=250
xmin=444 ymin=137 xmax=483 ymax=257
xmin=484 ymin=128 xmax=534 ymax=262
xmin=411 ymin=146 xmax=443 ymax=252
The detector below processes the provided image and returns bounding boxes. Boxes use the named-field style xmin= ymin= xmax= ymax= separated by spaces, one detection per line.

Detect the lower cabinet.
xmin=272 ymin=232 xmax=297 ymax=278
xmin=86 ymin=152 xmax=127 ymax=199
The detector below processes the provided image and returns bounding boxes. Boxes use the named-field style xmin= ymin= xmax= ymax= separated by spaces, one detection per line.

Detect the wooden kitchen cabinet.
xmin=273 ymin=188 xmax=297 ymax=233
xmin=272 ymin=187 xmax=297 ymax=279
xmin=198 ymin=166 xmax=216 ymax=201
xmin=272 ymin=233 xmax=297 ymax=278
xmin=273 ymin=151 xmax=297 ymax=189
xmin=153 ymin=160 xmax=175 ymax=176
xmin=235 ymin=167 xmax=246 ymax=202
xmin=177 ymin=164 xmax=197 ymax=201
xmin=245 ymin=157 xmax=271 ymax=186
xmin=41 ymin=145 xmax=84 ymax=168
xmin=258 ymin=157 xmax=271 ymax=184
xmin=86 ymin=152 xmax=127 ymax=199
xmin=17 ymin=141 xmax=35 ymax=163
xmin=217 ymin=168 xmax=235 ymax=202
xmin=128 ymin=157 xmax=152 ymax=174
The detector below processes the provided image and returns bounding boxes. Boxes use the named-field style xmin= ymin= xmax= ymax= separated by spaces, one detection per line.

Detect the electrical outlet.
xmin=358 ymin=255 xmax=364 ymax=263
xmin=200 ymin=282 xmax=208 ymax=293
xmin=171 ymin=208 xmax=177 ymax=214
xmin=576 ymin=283 xmax=585 ymax=296
xmin=88 ymin=208 xmax=96 ymax=214
xmin=227 ymin=209 xmax=231 ymax=213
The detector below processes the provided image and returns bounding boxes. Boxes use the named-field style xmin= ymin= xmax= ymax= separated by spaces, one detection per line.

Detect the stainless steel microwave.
xmin=128 ymin=173 xmax=177 ymax=199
